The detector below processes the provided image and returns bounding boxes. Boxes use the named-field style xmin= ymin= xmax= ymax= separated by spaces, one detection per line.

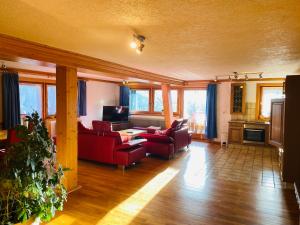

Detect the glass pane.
xmin=154 ymin=90 xmax=178 ymax=113
xmin=20 ymin=84 xmax=42 ymax=116
xmin=183 ymin=90 xmax=207 ymax=134
xmin=171 ymin=90 xmax=178 ymax=113
xmin=129 ymin=90 xmax=150 ymax=111
xmin=47 ymin=85 xmax=56 ymax=116
xmin=154 ymin=90 xmax=163 ymax=112
xmin=261 ymin=86 xmax=283 ymax=118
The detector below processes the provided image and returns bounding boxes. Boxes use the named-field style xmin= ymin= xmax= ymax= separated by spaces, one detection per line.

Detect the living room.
xmin=1 ymin=1 xmax=300 ymax=225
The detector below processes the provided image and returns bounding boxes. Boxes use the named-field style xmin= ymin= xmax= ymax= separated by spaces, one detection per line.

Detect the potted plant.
xmin=0 ymin=112 xmax=68 ymax=225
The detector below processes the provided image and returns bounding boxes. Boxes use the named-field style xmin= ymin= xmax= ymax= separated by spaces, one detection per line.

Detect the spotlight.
xmin=233 ymin=72 xmax=238 ymax=80
xmin=130 ymin=41 xmax=137 ymax=49
xmin=135 ymin=43 xmax=144 ymax=54
xmin=130 ymin=34 xmax=146 ymax=54
xmin=259 ymin=73 xmax=263 ymax=79
xmin=228 ymin=75 xmax=232 ymax=81
xmin=245 ymin=74 xmax=249 ymax=80
xmin=214 ymin=76 xmax=218 ymax=82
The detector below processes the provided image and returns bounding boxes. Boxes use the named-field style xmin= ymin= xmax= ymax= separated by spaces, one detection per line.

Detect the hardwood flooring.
xmin=46 ymin=142 xmax=299 ymax=225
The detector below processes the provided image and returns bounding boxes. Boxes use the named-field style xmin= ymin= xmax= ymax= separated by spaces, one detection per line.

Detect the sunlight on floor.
xmin=183 ymin=146 xmax=207 ymax=189
xmin=96 ymin=167 xmax=179 ymax=225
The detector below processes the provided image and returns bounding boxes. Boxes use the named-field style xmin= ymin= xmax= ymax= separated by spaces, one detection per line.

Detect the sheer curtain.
xmin=183 ymin=90 xmax=207 ymax=134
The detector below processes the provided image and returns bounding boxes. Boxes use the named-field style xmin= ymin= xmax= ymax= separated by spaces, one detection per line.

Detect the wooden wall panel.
xmin=56 ymin=66 xmax=78 ymax=191
xmin=162 ymin=84 xmax=173 ymax=128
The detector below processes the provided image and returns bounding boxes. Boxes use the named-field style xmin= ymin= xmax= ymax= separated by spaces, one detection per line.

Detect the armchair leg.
xmin=118 ymin=165 xmax=126 ymax=171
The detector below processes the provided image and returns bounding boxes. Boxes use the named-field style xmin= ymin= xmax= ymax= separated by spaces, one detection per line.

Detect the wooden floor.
xmin=46 ymin=142 xmax=299 ymax=225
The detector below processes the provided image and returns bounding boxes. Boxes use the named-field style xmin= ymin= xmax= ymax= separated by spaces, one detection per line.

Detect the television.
xmin=102 ymin=106 xmax=129 ymax=122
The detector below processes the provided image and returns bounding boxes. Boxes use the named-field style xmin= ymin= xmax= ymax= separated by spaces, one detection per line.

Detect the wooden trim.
xmin=255 ymin=83 xmax=284 ymax=120
xmin=19 ymin=76 xmax=56 ymax=84
xmin=0 ymin=33 xmax=184 ymax=85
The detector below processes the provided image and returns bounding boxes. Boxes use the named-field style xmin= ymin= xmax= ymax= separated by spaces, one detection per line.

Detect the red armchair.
xmin=78 ymin=122 xmax=146 ymax=168
xmin=138 ymin=119 xmax=191 ymax=159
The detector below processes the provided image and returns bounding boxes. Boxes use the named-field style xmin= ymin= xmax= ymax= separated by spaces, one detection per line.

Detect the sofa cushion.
xmin=92 ymin=121 xmax=112 ymax=133
xmin=171 ymin=119 xmax=183 ymax=130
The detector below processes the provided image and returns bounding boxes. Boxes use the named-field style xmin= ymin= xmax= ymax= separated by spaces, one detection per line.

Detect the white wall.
xmin=80 ymin=81 xmax=119 ymax=127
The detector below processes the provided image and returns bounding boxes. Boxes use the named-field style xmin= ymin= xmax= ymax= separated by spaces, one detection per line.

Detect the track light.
xmin=122 ymin=80 xmax=129 ymax=85
xmin=130 ymin=34 xmax=145 ymax=54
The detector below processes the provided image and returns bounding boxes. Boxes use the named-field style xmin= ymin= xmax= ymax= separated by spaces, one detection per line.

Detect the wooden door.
xmin=269 ymin=99 xmax=284 ymax=147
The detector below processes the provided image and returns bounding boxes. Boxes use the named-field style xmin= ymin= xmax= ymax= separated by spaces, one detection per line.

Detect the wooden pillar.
xmin=162 ymin=84 xmax=173 ymax=128
xmin=56 ymin=65 xmax=78 ymax=191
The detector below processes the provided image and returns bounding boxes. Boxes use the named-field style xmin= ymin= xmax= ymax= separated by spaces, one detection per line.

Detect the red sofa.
xmin=138 ymin=119 xmax=192 ymax=159
xmin=78 ymin=122 xmax=146 ymax=168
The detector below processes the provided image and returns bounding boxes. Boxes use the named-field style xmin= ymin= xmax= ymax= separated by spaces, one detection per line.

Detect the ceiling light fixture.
xmin=259 ymin=73 xmax=263 ymax=79
xmin=130 ymin=34 xmax=145 ymax=54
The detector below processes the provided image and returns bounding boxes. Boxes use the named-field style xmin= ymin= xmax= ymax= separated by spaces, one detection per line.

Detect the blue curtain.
xmin=2 ymin=72 xmax=21 ymax=129
xmin=119 ymin=86 xmax=130 ymax=106
xmin=205 ymin=83 xmax=217 ymax=139
xmin=77 ymin=80 xmax=87 ymax=116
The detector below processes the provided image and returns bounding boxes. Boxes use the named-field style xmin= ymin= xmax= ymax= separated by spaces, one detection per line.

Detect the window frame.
xmin=129 ymin=88 xmax=151 ymax=114
xmin=255 ymin=83 xmax=284 ymax=121
xmin=129 ymin=88 xmax=181 ymax=116
xmin=45 ymin=84 xmax=57 ymax=118
xmin=19 ymin=77 xmax=56 ymax=119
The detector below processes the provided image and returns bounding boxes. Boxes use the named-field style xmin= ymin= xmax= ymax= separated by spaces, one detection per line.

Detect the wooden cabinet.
xmin=269 ymin=99 xmax=284 ymax=147
xmin=228 ymin=122 xmax=243 ymax=144
xmin=230 ymin=83 xmax=246 ymax=114
xmin=269 ymin=76 xmax=300 ymax=185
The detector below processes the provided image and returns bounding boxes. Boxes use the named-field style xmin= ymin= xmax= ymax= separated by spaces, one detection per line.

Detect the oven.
xmin=243 ymin=124 xmax=266 ymax=144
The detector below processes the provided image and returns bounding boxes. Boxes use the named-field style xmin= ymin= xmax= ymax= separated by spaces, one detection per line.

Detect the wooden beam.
xmin=0 ymin=33 xmax=184 ymax=85
xmin=56 ymin=66 xmax=78 ymax=191
xmin=162 ymin=84 xmax=173 ymax=128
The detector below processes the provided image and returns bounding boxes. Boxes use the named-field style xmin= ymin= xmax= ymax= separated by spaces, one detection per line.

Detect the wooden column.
xmin=56 ymin=65 xmax=78 ymax=191
xmin=162 ymin=84 xmax=173 ymax=128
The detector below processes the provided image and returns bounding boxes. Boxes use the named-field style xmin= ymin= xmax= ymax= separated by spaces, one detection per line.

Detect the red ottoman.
xmin=115 ymin=144 xmax=146 ymax=170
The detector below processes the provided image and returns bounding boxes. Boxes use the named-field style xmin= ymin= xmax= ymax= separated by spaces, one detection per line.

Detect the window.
xmin=154 ymin=90 xmax=178 ymax=113
xmin=47 ymin=85 xmax=56 ymax=116
xmin=19 ymin=81 xmax=56 ymax=119
xmin=20 ymin=83 xmax=43 ymax=116
xmin=183 ymin=89 xmax=207 ymax=134
xmin=129 ymin=89 xmax=150 ymax=112
xmin=257 ymin=84 xmax=283 ymax=120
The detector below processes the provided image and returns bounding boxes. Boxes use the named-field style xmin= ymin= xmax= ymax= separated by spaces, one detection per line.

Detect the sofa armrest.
xmin=138 ymin=133 xmax=174 ymax=144
xmin=115 ymin=139 xmax=147 ymax=151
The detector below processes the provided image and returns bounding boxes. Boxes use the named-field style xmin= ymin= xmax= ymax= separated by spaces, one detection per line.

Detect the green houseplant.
xmin=0 ymin=112 xmax=67 ymax=225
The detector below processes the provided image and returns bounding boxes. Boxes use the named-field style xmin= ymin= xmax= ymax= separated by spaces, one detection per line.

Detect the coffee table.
xmin=119 ymin=129 xmax=146 ymax=138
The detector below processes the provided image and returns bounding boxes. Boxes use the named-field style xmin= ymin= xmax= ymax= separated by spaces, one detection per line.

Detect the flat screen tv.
xmin=102 ymin=106 xmax=129 ymax=122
